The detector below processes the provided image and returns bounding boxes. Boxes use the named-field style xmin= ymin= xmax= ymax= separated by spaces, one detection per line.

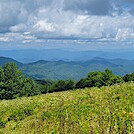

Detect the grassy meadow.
xmin=0 ymin=82 xmax=134 ymax=134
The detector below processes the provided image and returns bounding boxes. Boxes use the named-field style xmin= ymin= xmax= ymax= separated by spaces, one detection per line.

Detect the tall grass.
xmin=0 ymin=82 xmax=134 ymax=134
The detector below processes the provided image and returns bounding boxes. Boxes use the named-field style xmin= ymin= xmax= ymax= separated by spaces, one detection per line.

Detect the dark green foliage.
xmin=35 ymin=79 xmax=55 ymax=94
xmin=3 ymin=63 xmax=22 ymax=83
xmin=87 ymin=71 xmax=105 ymax=87
xmin=103 ymin=69 xmax=113 ymax=83
xmin=76 ymin=78 xmax=88 ymax=89
xmin=36 ymin=79 xmax=75 ymax=93
xmin=51 ymin=80 xmax=67 ymax=92
xmin=107 ymin=76 xmax=123 ymax=86
xmin=0 ymin=67 xmax=4 ymax=82
xmin=49 ymin=80 xmax=75 ymax=92
xmin=20 ymin=78 xmax=40 ymax=97
xmin=0 ymin=63 xmax=40 ymax=100
xmin=65 ymin=80 xmax=75 ymax=90
xmin=123 ymin=73 xmax=134 ymax=82
xmin=87 ymin=69 xmax=123 ymax=87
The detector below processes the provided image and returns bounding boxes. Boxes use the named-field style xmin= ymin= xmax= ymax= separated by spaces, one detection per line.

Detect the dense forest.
xmin=0 ymin=62 xmax=134 ymax=100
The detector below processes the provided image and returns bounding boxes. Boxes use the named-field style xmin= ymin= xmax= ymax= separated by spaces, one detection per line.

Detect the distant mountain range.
xmin=1 ymin=56 xmax=134 ymax=80
xmin=1 ymin=49 xmax=134 ymax=63
xmin=0 ymin=57 xmax=23 ymax=67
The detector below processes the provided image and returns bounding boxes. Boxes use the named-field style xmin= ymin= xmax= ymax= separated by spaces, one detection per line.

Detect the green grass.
xmin=0 ymin=82 xmax=134 ymax=134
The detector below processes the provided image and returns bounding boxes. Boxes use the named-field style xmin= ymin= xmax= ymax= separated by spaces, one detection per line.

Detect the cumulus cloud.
xmin=0 ymin=0 xmax=28 ymax=31
xmin=0 ymin=0 xmax=134 ymax=45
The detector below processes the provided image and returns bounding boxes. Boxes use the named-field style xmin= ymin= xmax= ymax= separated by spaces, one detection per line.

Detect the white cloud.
xmin=33 ymin=20 xmax=56 ymax=33
xmin=0 ymin=0 xmax=134 ymax=47
xmin=116 ymin=28 xmax=134 ymax=41
xmin=10 ymin=24 xmax=27 ymax=32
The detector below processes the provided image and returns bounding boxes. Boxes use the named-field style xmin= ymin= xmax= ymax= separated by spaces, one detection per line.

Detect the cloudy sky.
xmin=1 ymin=0 xmax=134 ymax=50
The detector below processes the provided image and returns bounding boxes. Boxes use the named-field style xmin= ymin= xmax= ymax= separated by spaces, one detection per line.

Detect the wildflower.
xmin=129 ymin=112 xmax=133 ymax=120
xmin=123 ymin=111 xmax=126 ymax=115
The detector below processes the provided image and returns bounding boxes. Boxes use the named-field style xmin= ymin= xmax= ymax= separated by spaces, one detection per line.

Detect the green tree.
xmin=76 ymin=78 xmax=88 ymax=89
xmin=3 ymin=63 xmax=22 ymax=83
xmin=0 ymin=67 xmax=5 ymax=99
xmin=123 ymin=73 xmax=134 ymax=82
xmin=0 ymin=63 xmax=40 ymax=100
xmin=0 ymin=67 xmax=4 ymax=82
xmin=86 ymin=69 xmax=122 ymax=88
xmin=21 ymin=78 xmax=40 ymax=97
xmin=51 ymin=80 xmax=67 ymax=92
xmin=35 ymin=79 xmax=55 ymax=94
xmin=87 ymin=71 xmax=105 ymax=88
xmin=103 ymin=69 xmax=113 ymax=83
xmin=65 ymin=80 xmax=75 ymax=90
xmin=107 ymin=76 xmax=123 ymax=86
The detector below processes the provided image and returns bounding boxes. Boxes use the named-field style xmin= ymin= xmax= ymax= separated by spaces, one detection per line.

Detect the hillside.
xmin=0 ymin=82 xmax=134 ymax=133
xmin=21 ymin=57 xmax=122 ymax=80
xmin=0 ymin=57 xmax=23 ymax=67
xmin=1 ymin=56 xmax=134 ymax=80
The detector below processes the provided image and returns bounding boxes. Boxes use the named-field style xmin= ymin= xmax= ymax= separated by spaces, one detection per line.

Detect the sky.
xmin=1 ymin=0 xmax=134 ymax=50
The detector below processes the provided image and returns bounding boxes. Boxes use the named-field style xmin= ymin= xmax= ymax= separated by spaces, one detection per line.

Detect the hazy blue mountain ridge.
xmin=1 ymin=56 xmax=134 ymax=80
xmin=1 ymin=49 xmax=134 ymax=63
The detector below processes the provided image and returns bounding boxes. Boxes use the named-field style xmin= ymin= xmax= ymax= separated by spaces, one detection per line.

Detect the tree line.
xmin=0 ymin=63 xmax=134 ymax=100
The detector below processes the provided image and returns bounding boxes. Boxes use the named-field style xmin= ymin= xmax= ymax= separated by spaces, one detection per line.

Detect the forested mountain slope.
xmin=1 ymin=57 xmax=134 ymax=80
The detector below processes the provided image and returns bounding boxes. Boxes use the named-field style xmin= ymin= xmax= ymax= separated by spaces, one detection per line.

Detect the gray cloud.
xmin=116 ymin=0 xmax=134 ymax=14
xmin=0 ymin=0 xmax=28 ymax=32
xmin=123 ymin=0 xmax=134 ymax=4
xmin=0 ymin=0 xmax=134 ymax=44
xmin=63 ymin=0 xmax=112 ymax=15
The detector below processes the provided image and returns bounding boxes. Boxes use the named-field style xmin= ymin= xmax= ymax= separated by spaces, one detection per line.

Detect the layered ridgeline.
xmin=1 ymin=57 xmax=134 ymax=80
xmin=0 ymin=83 xmax=134 ymax=133
xmin=1 ymin=49 xmax=134 ymax=63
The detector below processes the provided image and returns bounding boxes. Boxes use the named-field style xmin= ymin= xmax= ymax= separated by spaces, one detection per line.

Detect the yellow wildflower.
xmin=123 ymin=111 xmax=126 ymax=115
xmin=129 ymin=112 xmax=133 ymax=120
